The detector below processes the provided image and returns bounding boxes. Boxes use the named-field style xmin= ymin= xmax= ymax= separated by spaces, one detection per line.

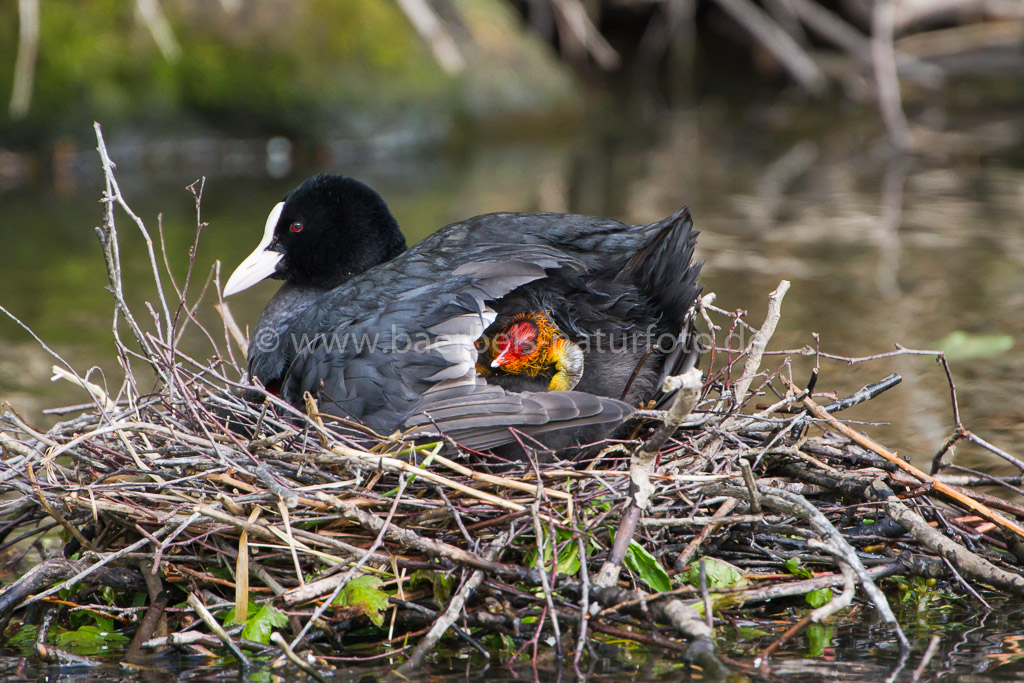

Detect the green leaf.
xmin=410 ymin=570 xmax=454 ymax=608
xmin=555 ymin=537 xmax=580 ymax=575
xmin=52 ymin=624 xmax=130 ymax=656
xmin=805 ymin=588 xmax=831 ymax=608
xmin=222 ymin=600 xmax=260 ymax=625
xmin=680 ymin=557 xmax=746 ymax=589
xmin=209 ymin=566 xmax=234 ymax=581
xmin=936 ymin=331 xmax=1014 ymax=361
xmin=785 ymin=559 xmax=832 ymax=608
xmin=334 ymin=575 xmax=390 ymax=627
xmin=240 ymin=604 xmax=289 ymax=645
xmin=100 ymin=587 xmax=119 ymax=607
xmin=58 ymin=582 xmax=83 ymax=601
xmin=785 ymin=557 xmax=813 ymax=580
xmin=524 ymin=528 xmax=581 ymax=576
xmin=623 ymin=540 xmax=672 ymax=593
xmin=737 ymin=625 xmax=771 ymax=639
xmin=94 ymin=616 xmax=115 ymax=632
xmin=805 ymin=624 xmax=833 ymax=658
xmin=6 ymin=624 xmax=39 ymax=655
xmin=482 ymin=632 xmax=517 ymax=657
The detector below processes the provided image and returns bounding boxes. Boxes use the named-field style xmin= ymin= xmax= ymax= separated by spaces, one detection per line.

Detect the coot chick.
xmin=484 ymin=310 xmax=585 ymax=391
xmin=224 ymin=174 xmax=701 ymax=450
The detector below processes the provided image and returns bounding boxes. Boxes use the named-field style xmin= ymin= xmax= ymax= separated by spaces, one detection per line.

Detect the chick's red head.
xmin=490 ymin=319 xmax=541 ymax=373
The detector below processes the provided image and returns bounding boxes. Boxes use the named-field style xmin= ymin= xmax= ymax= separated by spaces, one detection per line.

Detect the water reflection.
xmin=3 ymin=601 xmax=1023 ymax=681
xmin=0 ymin=98 xmax=1021 ymax=479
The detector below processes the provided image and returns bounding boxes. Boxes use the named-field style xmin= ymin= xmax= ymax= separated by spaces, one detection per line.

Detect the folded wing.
xmin=277 ymin=246 xmax=633 ymax=447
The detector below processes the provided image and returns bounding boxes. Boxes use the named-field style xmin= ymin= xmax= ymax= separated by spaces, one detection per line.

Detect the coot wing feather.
xmin=404 ymin=379 xmax=634 ymax=451
xmin=278 ymin=275 xmax=498 ymax=432
xmin=276 ymin=247 xmax=631 ymax=443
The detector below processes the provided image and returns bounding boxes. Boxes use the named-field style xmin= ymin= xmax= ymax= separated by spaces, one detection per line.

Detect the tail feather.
xmin=624 ymin=207 xmax=702 ymax=331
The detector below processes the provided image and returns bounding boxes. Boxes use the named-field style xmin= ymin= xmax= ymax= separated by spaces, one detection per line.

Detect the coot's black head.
xmin=224 ymin=174 xmax=407 ymax=296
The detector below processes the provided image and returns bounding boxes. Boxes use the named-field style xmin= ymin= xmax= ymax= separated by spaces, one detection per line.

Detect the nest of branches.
xmin=0 ymin=125 xmax=1022 ymax=679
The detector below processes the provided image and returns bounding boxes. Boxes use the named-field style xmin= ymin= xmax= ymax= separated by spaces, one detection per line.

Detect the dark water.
xmin=0 ymin=601 xmax=1022 ymax=681
xmin=1 ymin=92 xmax=1023 ymax=678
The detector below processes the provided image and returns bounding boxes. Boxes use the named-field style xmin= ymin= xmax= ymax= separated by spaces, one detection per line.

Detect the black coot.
xmin=224 ymin=174 xmax=701 ymax=451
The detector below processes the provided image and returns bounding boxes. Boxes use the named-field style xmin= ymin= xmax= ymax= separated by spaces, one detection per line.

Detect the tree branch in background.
xmin=783 ymin=0 xmax=944 ymax=87
xmin=9 ymin=0 xmax=39 ymax=119
xmin=872 ymin=0 xmax=912 ymax=150
xmin=135 ymin=0 xmax=181 ymax=62
xmin=711 ymin=0 xmax=826 ymax=93
xmin=551 ymin=0 xmax=621 ymax=69
xmin=395 ymin=0 xmax=466 ymax=74
xmin=892 ymin=0 xmax=1024 ymax=34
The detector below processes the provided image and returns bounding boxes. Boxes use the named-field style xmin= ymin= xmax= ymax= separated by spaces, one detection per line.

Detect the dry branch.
xmin=732 ymin=280 xmax=790 ymax=407
xmin=797 ymin=387 xmax=1024 ymax=540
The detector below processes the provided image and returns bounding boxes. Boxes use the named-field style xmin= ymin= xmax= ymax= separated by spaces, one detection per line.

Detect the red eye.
xmin=290 ymin=222 xmax=303 ymax=233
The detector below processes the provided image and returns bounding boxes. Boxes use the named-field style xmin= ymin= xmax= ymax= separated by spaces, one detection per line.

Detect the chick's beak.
xmin=490 ymin=344 xmax=510 ymax=368
xmin=224 ymin=202 xmax=285 ymax=296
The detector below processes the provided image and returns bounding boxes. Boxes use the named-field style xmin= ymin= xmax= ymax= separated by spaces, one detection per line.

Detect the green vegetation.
xmin=623 ymin=540 xmax=671 ymax=592
xmin=784 ymin=557 xmax=832 ymax=609
xmin=935 ymin=331 xmax=1015 ymax=362
xmin=680 ymin=556 xmax=747 ymax=591
xmin=333 ymin=574 xmax=391 ymax=627
xmin=0 ymin=0 xmax=443 ymax=138
xmin=0 ymin=0 xmax=576 ymax=142
xmin=890 ymin=575 xmax=959 ymax=625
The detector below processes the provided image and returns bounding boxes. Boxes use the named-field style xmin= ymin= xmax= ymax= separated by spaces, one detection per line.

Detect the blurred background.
xmin=0 ymin=0 xmax=1021 ymax=474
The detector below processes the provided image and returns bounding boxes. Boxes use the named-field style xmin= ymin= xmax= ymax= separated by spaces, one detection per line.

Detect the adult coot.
xmin=224 ymin=175 xmax=701 ymax=450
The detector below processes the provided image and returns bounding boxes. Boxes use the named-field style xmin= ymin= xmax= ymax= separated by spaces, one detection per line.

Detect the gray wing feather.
xmin=279 ymin=254 xmax=583 ymax=436
xmin=405 ymin=380 xmax=634 ymax=450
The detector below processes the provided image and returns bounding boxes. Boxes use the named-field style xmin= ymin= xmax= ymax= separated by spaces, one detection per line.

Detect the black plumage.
xmin=225 ymin=174 xmax=702 ymax=451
